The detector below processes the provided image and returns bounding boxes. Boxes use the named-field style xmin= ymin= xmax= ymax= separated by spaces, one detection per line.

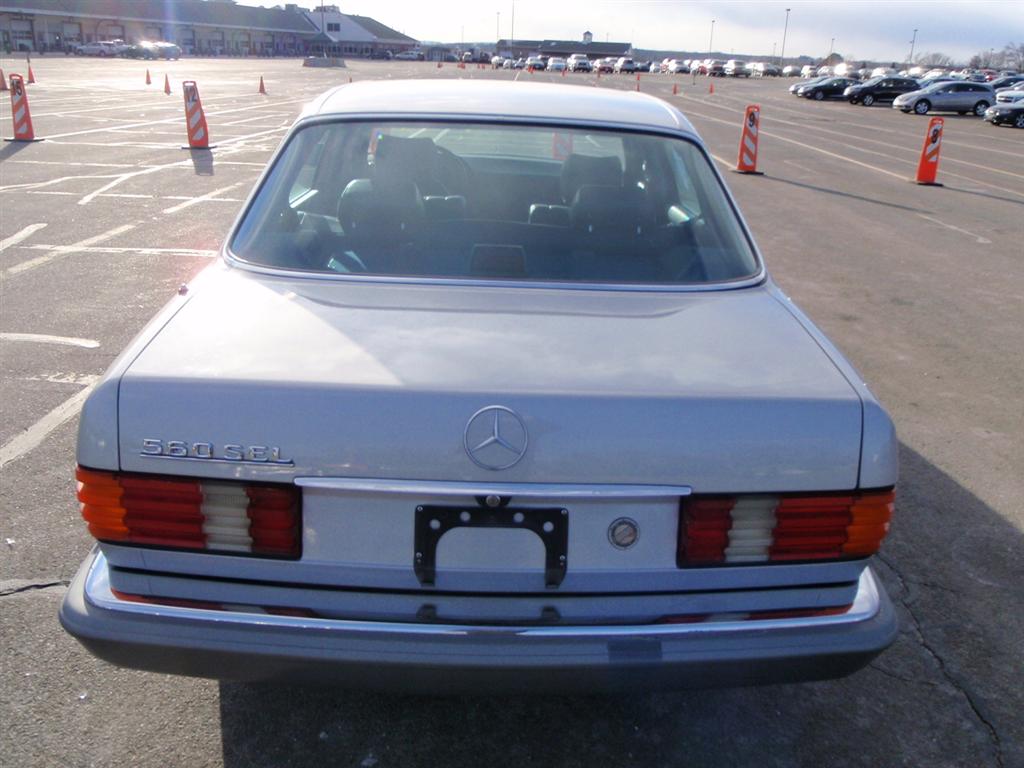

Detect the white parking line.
xmin=0 ymin=380 xmax=98 ymax=469
xmin=0 ymin=223 xmax=47 ymax=252
xmin=18 ymin=244 xmax=218 ymax=258
xmin=161 ymin=182 xmax=243 ymax=214
xmin=917 ymin=214 xmax=992 ymax=244
xmin=4 ymin=224 xmax=136 ymax=276
xmin=0 ymin=333 xmax=100 ymax=348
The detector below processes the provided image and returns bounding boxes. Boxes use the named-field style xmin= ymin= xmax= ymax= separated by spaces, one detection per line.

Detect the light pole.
xmin=510 ymin=0 xmax=515 ymax=51
xmin=772 ymin=42 xmax=776 ymax=61
xmin=779 ymin=7 xmax=790 ymax=66
xmin=708 ymin=19 xmax=715 ymax=56
xmin=828 ymin=37 xmax=834 ymax=60
xmin=496 ymin=12 xmax=500 ymax=43
xmin=908 ymin=28 xmax=917 ymax=66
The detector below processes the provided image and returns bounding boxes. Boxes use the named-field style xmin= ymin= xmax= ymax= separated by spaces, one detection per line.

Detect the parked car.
xmin=547 ymin=57 xmax=567 ymax=72
xmin=567 ymin=53 xmax=592 ymax=72
xmin=595 ymin=57 xmax=616 ymax=73
xmin=525 ymin=55 xmax=546 ymax=70
xmin=75 ymin=41 xmax=116 ymax=56
xmin=395 ymin=50 xmax=424 ymax=61
xmin=917 ymin=75 xmax=956 ymax=88
xmin=845 ymin=76 xmax=920 ymax=106
xmin=801 ymin=77 xmax=858 ymax=100
xmin=60 ymin=79 xmax=898 ymax=693
xmin=995 ymin=83 xmax=1024 ymax=103
xmin=790 ymin=76 xmax=827 ymax=94
xmin=700 ymin=60 xmax=725 ymax=76
xmin=893 ymin=81 xmax=995 ymax=116
xmin=490 ymin=55 xmax=504 ymax=68
xmin=800 ymin=65 xmax=816 ymax=77
xmin=667 ymin=59 xmax=689 ymax=74
xmin=984 ymin=101 xmax=1024 ymax=128
xmin=124 ymin=41 xmax=182 ymax=60
xmin=752 ymin=62 xmax=781 ymax=77
xmin=989 ymin=75 xmax=1024 ymax=91
xmin=724 ymin=60 xmax=749 ymax=77
xmin=613 ymin=57 xmax=636 ymax=73
xmin=782 ymin=65 xmax=801 ymax=77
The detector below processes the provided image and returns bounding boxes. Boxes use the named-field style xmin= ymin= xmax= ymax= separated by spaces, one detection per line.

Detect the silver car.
xmin=893 ymin=80 xmax=995 ymax=115
xmin=60 ymin=80 xmax=898 ymax=692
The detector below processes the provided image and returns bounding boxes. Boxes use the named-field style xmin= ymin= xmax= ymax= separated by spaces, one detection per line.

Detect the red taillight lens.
xmin=76 ymin=467 xmax=301 ymax=559
xmin=677 ymin=489 xmax=894 ymax=566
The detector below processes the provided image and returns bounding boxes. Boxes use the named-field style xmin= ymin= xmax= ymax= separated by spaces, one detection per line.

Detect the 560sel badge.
xmin=140 ymin=438 xmax=293 ymax=465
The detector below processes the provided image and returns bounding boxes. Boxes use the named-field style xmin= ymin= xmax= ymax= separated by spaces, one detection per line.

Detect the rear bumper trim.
xmin=60 ymin=549 xmax=897 ymax=691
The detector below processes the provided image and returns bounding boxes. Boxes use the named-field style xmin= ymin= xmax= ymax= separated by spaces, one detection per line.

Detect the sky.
xmin=238 ymin=1 xmax=1021 ymax=63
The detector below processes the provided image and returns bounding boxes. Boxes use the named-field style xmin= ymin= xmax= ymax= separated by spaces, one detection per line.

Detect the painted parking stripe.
xmin=0 ymin=380 xmax=98 ymax=469
xmin=161 ymin=183 xmax=243 ymax=214
xmin=0 ymin=333 xmax=100 ymax=348
xmin=0 ymin=223 xmax=47 ymax=252
xmin=19 ymin=244 xmax=218 ymax=258
xmin=4 ymin=224 xmax=136 ymax=276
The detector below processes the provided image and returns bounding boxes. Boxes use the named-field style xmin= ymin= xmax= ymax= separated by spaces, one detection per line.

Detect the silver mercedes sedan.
xmin=60 ymin=80 xmax=898 ymax=692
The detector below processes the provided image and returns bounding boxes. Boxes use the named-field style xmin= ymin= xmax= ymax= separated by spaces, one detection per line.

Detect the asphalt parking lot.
xmin=1 ymin=56 xmax=1021 ymax=767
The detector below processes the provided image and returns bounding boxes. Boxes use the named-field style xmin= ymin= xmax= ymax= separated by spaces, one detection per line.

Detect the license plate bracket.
xmin=414 ymin=505 xmax=568 ymax=588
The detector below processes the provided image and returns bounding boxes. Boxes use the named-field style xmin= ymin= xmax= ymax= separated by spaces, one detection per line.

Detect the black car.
xmin=990 ymin=75 xmax=1024 ymax=91
xmin=845 ymin=76 xmax=920 ymax=106
xmin=984 ymin=102 xmax=1024 ymax=128
xmin=800 ymin=77 xmax=858 ymax=101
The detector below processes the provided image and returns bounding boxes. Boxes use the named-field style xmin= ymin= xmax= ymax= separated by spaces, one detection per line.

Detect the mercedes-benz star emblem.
xmin=464 ymin=406 xmax=528 ymax=470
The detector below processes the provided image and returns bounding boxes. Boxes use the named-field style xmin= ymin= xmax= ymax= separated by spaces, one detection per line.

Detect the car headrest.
xmin=528 ymin=204 xmax=571 ymax=227
xmin=374 ymin=135 xmax=441 ymax=194
xmin=570 ymin=184 xmax=653 ymax=234
xmin=423 ymin=195 xmax=466 ymax=221
xmin=337 ymin=177 xmax=423 ymax=239
xmin=560 ymin=154 xmax=623 ymax=203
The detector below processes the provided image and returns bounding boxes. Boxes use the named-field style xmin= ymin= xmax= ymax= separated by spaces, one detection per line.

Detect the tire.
xmin=914 ymin=100 xmax=930 ymax=115
xmin=814 ymin=90 xmax=824 ymax=101
xmin=1015 ymin=113 xmax=1024 ymax=129
xmin=862 ymin=93 xmax=875 ymax=106
xmin=973 ymin=101 xmax=990 ymax=116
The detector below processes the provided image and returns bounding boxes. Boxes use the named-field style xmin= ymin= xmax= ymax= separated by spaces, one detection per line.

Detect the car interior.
xmin=231 ymin=122 xmax=758 ymax=284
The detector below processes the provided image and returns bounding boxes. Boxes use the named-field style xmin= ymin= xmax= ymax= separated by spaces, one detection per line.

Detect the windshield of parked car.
xmin=231 ymin=121 xmax=759 ymax=285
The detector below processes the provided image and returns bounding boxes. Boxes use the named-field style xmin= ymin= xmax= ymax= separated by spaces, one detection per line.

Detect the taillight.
xmin=76 ymin=467 xmax=301 ymax=558
xmin=677 ymin=489 xmax=894 ymax=566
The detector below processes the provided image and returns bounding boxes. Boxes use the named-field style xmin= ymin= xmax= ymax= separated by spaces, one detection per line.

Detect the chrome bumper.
xmin=60 ymin=549 xmax=897 ymax=692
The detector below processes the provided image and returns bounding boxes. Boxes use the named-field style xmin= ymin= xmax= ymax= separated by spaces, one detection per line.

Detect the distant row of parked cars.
xmin=74 ymin=39 xmax=182 ymax=60
xmin=789 ymin=70 xmax=1024 ymax=128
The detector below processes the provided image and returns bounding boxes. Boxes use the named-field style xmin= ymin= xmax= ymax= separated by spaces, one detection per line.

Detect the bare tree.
xmin=914 ymin=51 xmax=953 ymax=67
xmin=1004 ymin=41 xmax=1024 ymax=70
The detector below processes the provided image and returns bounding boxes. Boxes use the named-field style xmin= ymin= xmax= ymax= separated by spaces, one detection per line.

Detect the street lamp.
xmin=708 ymin=19 xmax=715 ymax=56
xmin=908 ymin=28 xmax=918 ymax=66
xmin=828 ymin=37 xmax=834 ymax=60
xmin=496 ymin=12 xmax=500 ymax=43
xmin=779 ymin=7 xmax=790 ymax=66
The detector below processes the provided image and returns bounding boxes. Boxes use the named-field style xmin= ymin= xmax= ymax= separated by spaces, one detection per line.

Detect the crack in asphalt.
xmin=0 ymin=579 xmax=70 ymax=597
xmin=876 ymin=553 xmax=1004 ymax=768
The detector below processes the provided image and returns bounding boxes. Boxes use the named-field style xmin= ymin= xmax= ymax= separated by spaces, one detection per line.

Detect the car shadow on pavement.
xmin=756 ymin=173 xmax=932 ymax=214
xmin=217 ymin=443 xmax=1022 ymax=768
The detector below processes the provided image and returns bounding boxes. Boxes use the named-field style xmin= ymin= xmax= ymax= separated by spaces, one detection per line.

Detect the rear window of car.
xmin=230 ymin=121 xmax=760 ymax=286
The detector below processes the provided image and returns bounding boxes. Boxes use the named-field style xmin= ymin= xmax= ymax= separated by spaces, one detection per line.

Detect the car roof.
xmin=306 ymin=80 xmax=697 ymax=135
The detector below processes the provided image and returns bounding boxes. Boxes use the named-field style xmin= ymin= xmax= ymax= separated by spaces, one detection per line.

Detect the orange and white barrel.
xmin=735 ymin=104 xmax=762 ymax=174
xmin=914 ymin=117 xmax=944 ymax=186
xmin=182 ymin=80 xmax=211 ymax=149
xmin=7 ymin=74 xmax=37 ymax=142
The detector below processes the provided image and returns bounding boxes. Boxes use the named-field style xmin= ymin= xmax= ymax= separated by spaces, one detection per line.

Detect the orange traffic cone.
xmin=914 ymin=117 xmax=945 ymax=186
xmin=27 ymin=65 xmax=35 ymax=84
xmin=672 ymin=83 xmax=678 ymax=95
xmin=734 ymin=104 xmax=764 ymax=175
xmin=0 ymin=69 xmax=7 ymax=92
xmin=258 ymin=75 xmax=266 ymax=94
xmin=708 ymin=81 xmax=715 ymax=94
xmin=181 ymin=80 xmax=213 ymax=149
xmin=164 ymin=73 xmax=171 ymax=95
xmin=6 ymin=74 xmax=40 ymax=141
xmin=145 ymin=68 xmax=151 ymax=85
